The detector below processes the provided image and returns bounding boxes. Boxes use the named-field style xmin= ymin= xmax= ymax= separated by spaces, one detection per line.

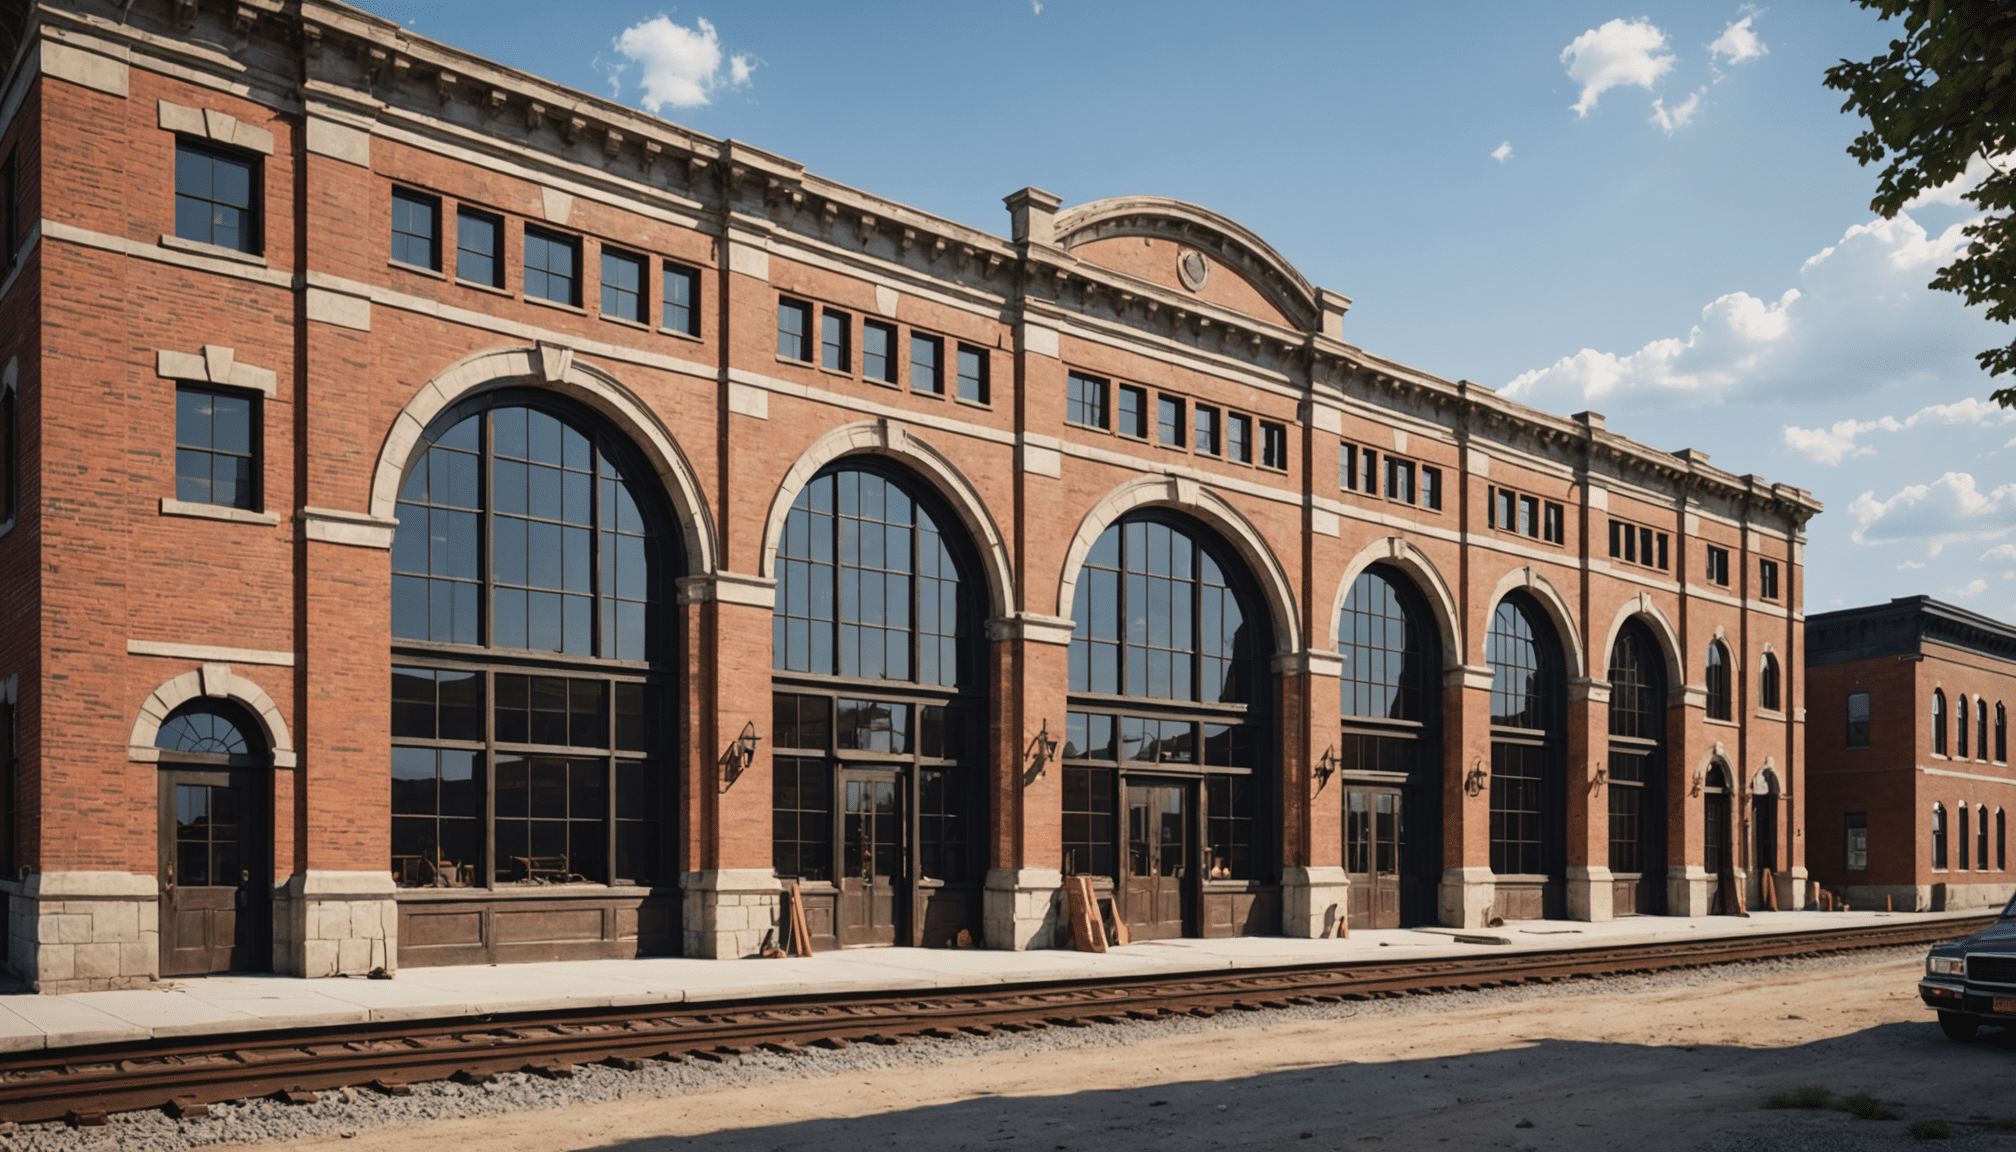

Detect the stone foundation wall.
xmin=6 ymin=872 xmax=160 ymax=993
xmin=1280 ymin=866 xmax=1348 ymax=937
xmin=984 ymin=868 xmax=1061 ymax=950
xmin=1439 ymin=867 xmax=1494 ymax=928
xmin=683 ymin=869 xmax=781 ymax=959
xmin=1567 ymin=865 xmax=1614 ymax=923
xmin=275 ymin=871 xmax=397 ymax=977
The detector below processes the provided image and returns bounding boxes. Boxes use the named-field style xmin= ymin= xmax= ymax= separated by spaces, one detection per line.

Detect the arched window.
xmin=1758 ymin=652 xmax=1781 ymax=713
xmin=156 ymin=700 xmax=262 ymax=759
xmin=1338 ymin=566 xmax=1441 ymax=928
xmin=1979 ymin=804 xmax=1991 ymax=872
xmin=1978 ymin=699 xmax=1989 ymax=762
xmin=1932 ymin=802 xmax=1948 ymax=870
xmin=389 ymin=396 xmax=676 ymax=906
xmin=156 ymin=698 xmax=274 ymax=970
xmin=1064 ymin=514 xmax=1270 ymax=938
xmin=1606 ymin=620 xmax=1667 ymax=911
xmin=1488 ymin=595 xmax=1565 ymax=914
xmin=1998 ymin=703 xmax=2008 ymax=763
xmin=1999 ymin=808 xmax=2007 ymax=871
xmin=771 ymin=463 xmax=986 ymax=948
xmin=1958 ymin=696 xmax=1971 ymax=759
xmin=1959 ymin=804 xmax=1972 ymax=870
xmin=1704 ymin=642 xmax=1731 ymax=722
xmin=1932 ymin=690 xmax=1947 ymax=755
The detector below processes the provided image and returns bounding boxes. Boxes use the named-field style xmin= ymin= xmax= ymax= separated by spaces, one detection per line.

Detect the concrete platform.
xmin=0 ymin=909 xmax=1987 ymax=1057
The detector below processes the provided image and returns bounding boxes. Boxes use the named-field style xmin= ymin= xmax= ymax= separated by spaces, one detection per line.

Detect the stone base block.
xmin=6 ymin=872 xmax=160 ymax=993
xmin=683 ymin=869 xmax=781 ymax=959
xmin=1567 ymin=865 xmax=1614 ymax=923
xmin=1439 ymin=867 xmax=1494 ymax=928
xmin=984 ymin=868 xmax=1061 ymax=950
xmin=1668 ymin=866 xmax=1711 ymax=917
xmin=1839 ymin=884 xmax=1932 ymax=912
xmin=1774 ymin=866 xmax=1808 ymax=912
xmin=1918 ymin=881 xmax=2015 ymax=912
xmin=1281 ymin=866 xmax=1349 ymax=938
xmin=276 ymin=871 xmax=397 ymax=978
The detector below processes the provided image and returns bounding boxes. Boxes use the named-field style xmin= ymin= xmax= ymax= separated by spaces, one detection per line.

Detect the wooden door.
xmin=1704 ymin=784 xmax=1729 ymax=915
xmin=159 ymin=769 xmax=269 ymax=976
xmin=1124 ymin=780 xmax=1190 ymax=940
xmin=1345 ymin=788 xmax=1403 ymax=929
xmin=838 ymin=770 xmax=902 ymax=947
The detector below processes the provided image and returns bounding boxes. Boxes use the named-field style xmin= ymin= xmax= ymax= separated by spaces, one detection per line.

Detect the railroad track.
xmin=3 ymin=915 xmax=1993 ymax=1128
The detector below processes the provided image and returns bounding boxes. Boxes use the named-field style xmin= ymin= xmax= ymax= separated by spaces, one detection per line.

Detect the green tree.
xmin=1826 ymin=1 xmax=2016 ymax=406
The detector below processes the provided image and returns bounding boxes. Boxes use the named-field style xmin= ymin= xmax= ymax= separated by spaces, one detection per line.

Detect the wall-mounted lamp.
xmin=722 ymin=720 xmax=761 ymax=790
xmin=1690 ymin=768 xmax=1705 ymax=797
xmin=1463 ymin=758 xmax=1489 ymax=798
xmin=1315 ymin=745 xmax=1339 ymax=788
xmin=1588 ymin=762 xmax=1607 ymax=796
xmin=1027 ymin=718 xmax=1060 ymax=778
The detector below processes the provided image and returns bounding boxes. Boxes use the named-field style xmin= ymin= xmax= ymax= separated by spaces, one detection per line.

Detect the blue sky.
xmin=355 ymin=1 xmax=2016 ymax=622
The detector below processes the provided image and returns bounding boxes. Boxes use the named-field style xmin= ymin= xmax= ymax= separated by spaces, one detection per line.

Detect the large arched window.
xmin=770 ymin=462 xmax=985 ymax=949
xmin=1979 ymin=804 xmax=1992 ymax=871
xmin=157 ymin=701 xmax=262 ymax=760
xmin=389 ymin=394 xmax=677 ymax=918
xmin=1338 ymin=565 xmax=1440 ymax=928
xmin=1607 ymin=620 xmax=1667 ymax=914
xmin=1932 ymin=802 xmax=1948 ymax=870
xmin=1998 ymin=703 xmax=2008 ymax=763
xmin=1063 ymin=513 xmax=1270 ymax=940
xmin=1999 ymin=807 xmax=2007 ymax=871
xmin=1978 ymin=699 xmax=1989 ymax=762
xmin=1958 ymin=696 xmax=1972 ymax=760
xmin=1959 ymin=803 xmax=1973 ymax=871
xmin=1758 ymin=652 xmax=1781 ymax=713
xmin=1933 ymin=690 xmax=1948 ymax=756
xmin=1704 ymin=642 xmax=1731 ymax=722
xmin=1487 ymin=594 xmax=1566 ymax=919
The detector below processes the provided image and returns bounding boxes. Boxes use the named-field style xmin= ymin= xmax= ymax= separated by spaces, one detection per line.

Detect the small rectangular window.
xmin=1622 ymin=520 xmax=1637 ymax=562
xmin=911 ymin=334 xmax=942 ymax=394
xmin=1068 ymin=372 xmax=1108 ymax=428
xmin=957 ymin=344 xmax=988 ymax=404
xmin=455 ymin=208 xmax=502 ymax=288
xmin=1493 ymin=487 xmax=1516 ymax=531
xmin=390 ymin=188 xmax=440 ymax=271
xmin=1542 ymin=501 xmax=1564 ymax=545
xmin=1759 ymin=558 xmax=1780 ymax=601
xmin=821 ymin=309 xmax=850 ymax=372
xmin=1844 ymin=812 xmax=1868 ymax=872
xmin=175 ymin=386 xmax=258 ymax=510
xmin=523 ymin=226 xmax=580 ymax=306
xmin=174 ymin=139 xmax=258 ymax=254
xmin=863 ymin=321 xmax=896 ymax=384
xmin=1260 ymin=421 xmax=1288 ymax=470
xmin=1194 ymin=405 xmax=1219 ymax=455
xmin=1340 ymin=443 xmax=1358 ymax=491
xmin=1421 ymin=466 xmax=1442 ymax=511
xmin=601 ymin=247 xmax=644 ymax=323
xmin=1118 ymin=385 xmax=1147 ymax=438
xmin=1518 ymin=494 xmax=1539 ymax=537
xmin=1657 ymin=533 xmax=1669 ymax=571
xmin=1707 ymin=545 xmax=1730 ymax=587
xmin=1846 ymin=691 xmax=1871 ymax=749
xmin=1384 ymin=457 xmax=1413 ymax=503
xmin=662 ymin=261 xmax=699 ymax=336
xmin=1158 ymin=396 xmax=1183 ymax=447
xmin=1641 ymin=527 xmax=1656 ymax=567
xmin=1228 ymin=413 xmax=1252 ymax=463
xmin=1608 ymin=520 xmax=1622 ymax=558
xmin=777 ymin=298 xmax=812 ymax=362
xmin=1361 ymin=448 xmax=1378 ymax=493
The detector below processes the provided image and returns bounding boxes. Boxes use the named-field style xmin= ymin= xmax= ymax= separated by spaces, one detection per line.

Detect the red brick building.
xmin=0 ymin=0 xmax=1821 ymax=991
xmin=1805 ymin=598 xmax=2014 ymax=912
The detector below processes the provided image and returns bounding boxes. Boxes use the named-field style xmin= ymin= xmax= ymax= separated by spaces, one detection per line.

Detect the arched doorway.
xmin=769 ymin=461 xmax=988 ymax=949
xmin=1704 ymin=765 xmax=1733 ymax=914
xmin=1487 ymin=592 xmax=1567 ymax=921
xmin=1752 ymin=769 xmax=1781 ymax=909
xmin=1606 ymin=619 xmax=1668 ymax=916
xmin=389 ymin=391 xmax=682 ymax=964
xmin=1338 ymin=564 xmax=1441 ymax=929
xmin=157 ymin=700 xmax=272 ymax=976
xmin=1063 ymin=512 xmax=1274 ymax=939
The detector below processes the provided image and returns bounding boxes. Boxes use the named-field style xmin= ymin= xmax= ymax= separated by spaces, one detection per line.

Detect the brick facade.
xmin=1806 ymin=598 xmax=2016 ymax=912
xmin=0 ymin=1 xmax=1820 ymax=991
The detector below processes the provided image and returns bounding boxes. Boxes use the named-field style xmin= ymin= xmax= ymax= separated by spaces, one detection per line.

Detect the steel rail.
xmin=2 ymin=915 xmax=1993 ymax=1127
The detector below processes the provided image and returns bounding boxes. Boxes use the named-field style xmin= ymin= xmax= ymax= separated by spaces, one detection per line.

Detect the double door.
xmin=1345 ymin=788 xmax=1401 ymax=929
xmin=158 ymin=768 xmax=269 ymax=976
xmin=1125 ymin=778 xmax=1192 ymax=940
xmin=838 ymin=769 xmax=903 ymax=947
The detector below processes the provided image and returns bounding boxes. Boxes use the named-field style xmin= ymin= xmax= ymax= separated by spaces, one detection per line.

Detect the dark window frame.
xmin=1704 ymin=641 xmax=1732 ymax=722
xmin=910 ymin=332 xmax=943 ymax=395
xmin=821 ymin=308 xmax=852 ymax=373
xmin=1933 ymin=688 xmax=1948 ymax=756
xmin=1844 ymin=811 xmax=1867 ymax=872
xmin=1607 ymin=518 xmax=1671 ymax=572
xmin=661 ymin=261 xmax=700 ymax=337
xmin=1846 ymin=691 xmax=1871 ymax=749
xmin=863 ymin=321 xmax=897 ymax=385
xmin=1259 ymin=421 xmax=1288 ymax=471
xmin=777 ymin=298 xmax=813 ymax=363
xmin=1067 ymin=371 xmax=1109 ymax=430
xmin=390 ymin=186 xmax=442 ymax=272
xmin=173 ymin=137 xmax=261 ymax=254
xmin=1117 ymin=384 xmax=1148 ymax=440
xmin=1157 ymin=396 xmax=1184 ymax=447
xmin=600 ymin=246 xmax=646 ymax=324
xmin=1227 ymin=413 xmax=1252 ymax=464
xmin=173 ymin=383 xmax=261 ymax=512
xmin=522 ymin=225 xmax=582 ymax=307
xmin=1705 ymin=545 xmax=1730 ymax=587
xmin=1193 ymin=405 xmax=1219 ymax=455
xmin=1758 ymin=652 xmax=1781 ymax=712
xmin=955 ymin=343 xmax=989 ymax=405
xmin=455 ymin=207 xmax=504 ymax=289
xmin=1758 ymin=558 xmax=1780 ymax=601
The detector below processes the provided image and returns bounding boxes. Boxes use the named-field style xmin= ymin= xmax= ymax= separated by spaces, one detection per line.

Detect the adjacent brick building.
xmin=1806 ymin=598 xmax=2014 ymax=912
xmin=0 ymin=0 xmax=1821 ymax=991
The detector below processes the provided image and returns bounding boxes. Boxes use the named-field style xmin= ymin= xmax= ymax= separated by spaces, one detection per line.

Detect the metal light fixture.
xmin=1463 ymin=758 xmax=1489 ymax=798
xmin=1315 ymin=744 xmax=1339 ymax=788
xmin=721 ymin=720 xmax=761 ymax=790
xmin=1589 ymin=762 xmax=1607 ymax=796
xmin=1690 ymin=767 xmax=1706 ymax=797
xmin=1028 ymin=718 xmax=1060 ymax=777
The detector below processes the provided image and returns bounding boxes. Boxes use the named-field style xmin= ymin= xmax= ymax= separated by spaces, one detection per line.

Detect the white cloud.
xmin=1503 ymin=212 xmax=1989 ymax=411
xmin=610 ymin=15 xmax=754 ymax=112
xmin=1709 ymin=14 xmax=1767 ymax=65
xmin=1491 ymin=141 xmax=1513 ymax=163
xmin=1561 ymin=18 xmax=1675 ymax=117
xmin=1850 ymin=472 xmax=2016 ymax=556
xmin=1982 ymin=545 xmax=2016 ymax=563
xmin=1031 ymin=0 xmax=1044 ymax=11
xmin=1956 ymin=578 xmax=1990 ymax=598
xmin=1780 ymin=398 xmax=2015 ymax=464
xmin=1648 ymin=89 xmax=1703 ymax=134
xmin=1904 ymin=152 xmax=2007 ymax=210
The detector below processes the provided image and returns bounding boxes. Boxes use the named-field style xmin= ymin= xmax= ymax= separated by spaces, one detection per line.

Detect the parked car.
xmin=1920 ymin=892 xmax=2016 ymax=1041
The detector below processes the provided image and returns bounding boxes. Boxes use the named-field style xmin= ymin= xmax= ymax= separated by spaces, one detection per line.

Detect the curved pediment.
xmin=1054 ymin=197 xmax=1320 ymax=334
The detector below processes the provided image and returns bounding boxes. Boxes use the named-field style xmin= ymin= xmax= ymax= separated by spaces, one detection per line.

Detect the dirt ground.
xmin=247 ymin=955 xmax=2016 ymax=1152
